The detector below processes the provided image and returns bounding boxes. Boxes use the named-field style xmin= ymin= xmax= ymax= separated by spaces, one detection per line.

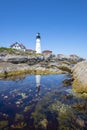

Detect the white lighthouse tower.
xmin=36 ymin=33 xmax=41 ymax=53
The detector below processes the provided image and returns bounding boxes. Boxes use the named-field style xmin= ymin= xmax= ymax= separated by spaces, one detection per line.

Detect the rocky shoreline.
xmin=0 ymin=61 xmax=71 ymax=78
xmin=0 ymin=50 xmax=83 ymax=78
xmin=0 ymin=49 xmax=87 ymax=95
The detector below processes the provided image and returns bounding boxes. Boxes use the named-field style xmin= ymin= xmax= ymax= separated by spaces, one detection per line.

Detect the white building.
xmin=10 ymin=42 xmax=26 ymax=51
xmin=36 ymin=33 xmax=41 ymax=53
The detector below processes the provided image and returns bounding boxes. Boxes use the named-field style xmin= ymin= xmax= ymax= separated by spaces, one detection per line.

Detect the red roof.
xmin=42 ymin=50 xmax=52 ymax=53
xmin=26 ymin=49 xmax=36 ymax=52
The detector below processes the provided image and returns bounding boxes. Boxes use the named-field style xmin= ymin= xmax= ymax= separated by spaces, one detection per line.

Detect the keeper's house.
xmin=10 ymin=42 xmax=26 ymax=51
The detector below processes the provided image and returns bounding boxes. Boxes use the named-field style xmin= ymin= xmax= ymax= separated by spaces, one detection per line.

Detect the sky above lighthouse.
xmin=0 ymin=0 xmax=87 ymax=58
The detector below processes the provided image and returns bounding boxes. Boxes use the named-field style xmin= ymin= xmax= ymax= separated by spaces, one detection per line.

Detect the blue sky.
xmin=0 ymin=0 xmax=87 ymax=58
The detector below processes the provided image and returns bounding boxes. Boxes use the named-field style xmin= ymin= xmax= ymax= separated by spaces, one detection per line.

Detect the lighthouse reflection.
xmin=36 ymin=75 xmax=41 ymax=93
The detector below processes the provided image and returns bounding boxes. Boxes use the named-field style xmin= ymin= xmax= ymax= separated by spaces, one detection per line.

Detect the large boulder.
xmin=72 ymin=60 xmax=87 ymax=93
xmin=3 ymin=55 xmax=28 ymax=63
xmin=43 ymin=54 xmax=53 ymax=62
xmin=28 ymin=55 xmax=44 ymax=65
xmin=7 ymin=57 xmax=28 ymax=64
xmin=0 ymin=54 xmax=44 ymax=64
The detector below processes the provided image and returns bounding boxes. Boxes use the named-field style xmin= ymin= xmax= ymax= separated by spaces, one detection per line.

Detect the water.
xmin=0 ymin=74 xmax=87 ymax=130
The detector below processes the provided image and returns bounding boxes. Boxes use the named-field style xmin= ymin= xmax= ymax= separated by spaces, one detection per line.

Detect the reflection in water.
xmin=36 ymin=75 xmax=41 ymax=93
xmin=0 ymin=74 xmax=87 ymax=130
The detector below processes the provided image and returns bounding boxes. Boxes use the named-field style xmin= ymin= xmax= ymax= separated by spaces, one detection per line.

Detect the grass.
xmin=0 ymin=47 xmax=43 ymax=57
xmin=0 ymin=47 xmax=15 ymax=52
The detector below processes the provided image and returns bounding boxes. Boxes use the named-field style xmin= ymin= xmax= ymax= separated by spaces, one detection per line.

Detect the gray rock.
xmin=72 ymin=60 xmax=87 ymax=85
xmin=7 ymin=57 xmax=28 ymax=64
xmin=62 ymin=78 xmax=73 ymax=86
xmin=57 ymin=54 xmax=84 ymax=62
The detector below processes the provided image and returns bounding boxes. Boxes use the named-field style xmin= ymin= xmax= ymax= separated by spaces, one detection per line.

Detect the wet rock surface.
xmin=62 ymin=78 xmax=73 ymax=87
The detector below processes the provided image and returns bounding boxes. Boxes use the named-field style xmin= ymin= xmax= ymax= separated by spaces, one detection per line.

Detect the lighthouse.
xmin=36 ymin=75 xmax=41 ymax=94
xmin=36 ymin=33 xmax=41 ymax=53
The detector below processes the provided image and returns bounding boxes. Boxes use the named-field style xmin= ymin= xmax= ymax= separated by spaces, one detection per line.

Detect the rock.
xmin=76 ymin=117 xmax=85 ymax=127
xmin=49 ymin=101 xmax=71 ymax=114
xmin=57 ymin=54 xmax=84 ymax=63
xmin=28 ymin=56 xmax=44 ymax=65
xmin=0 ymin=49 xmax=85 ymax=78
xmin=58 ymin=64 xmax=72 ymax=73
xmin=72 ymin=60 xmax=87 ymax=84
xmin=40 ymin=119 xmax=48 ymax=129
xmin=11 ymin=122 xmax=27 ymax=128
xmin=62 ymin=78 xmax=73 ymax=86
xmin=0 ymin=120 xmax=8 ymax=129
xmin=7 ymin=57 xmax=28 ymax=64
xmin=72 ymin=60 xmax=87 ymax=93
xmin=0 ymin=54 xmax=28 ymax=63
xmin=0 ymin=62 xmax=30 ymax=76
xmin=43 ymin=54 xmax=53 ymax=62
xmin=0 ymin=53 xmax=44 ymax=64
xmin=4 ymin=96 xmax=8 ymax=99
